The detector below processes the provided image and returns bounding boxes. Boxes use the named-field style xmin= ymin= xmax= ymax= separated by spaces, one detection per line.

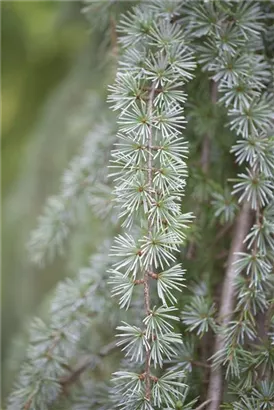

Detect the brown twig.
xmin=148 ymin=271 xmax=158 ymax=279
xmin=110 ymin=15 xmax=118 ymax=58
xmin=194 ymin=399 xmax=212 ymax=410
xmin=213 ymin=222 xmax=233 ymax=244
xmin=60 ymin=340 xmax=117 ymax=391
xmin=134 ymin=279 xmax=145 ymax=285
xmin=206 ymin=201 xmax=252 ymax=410
xmin=192 ymin=360 xmax=211 ymax=369
xmin=144 ymin=84 xmax=156 ymax=401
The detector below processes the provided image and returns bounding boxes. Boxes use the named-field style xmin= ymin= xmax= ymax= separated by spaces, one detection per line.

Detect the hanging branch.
xmin=108 ymin=4 xmax=196 ymax=408
xmin=60 ymin=340 xmax=117 ymax=393
xmin=7 ymin=242 xmax=118 ymax=410
xmin=144 ymin=85 xmax=156 ymax=401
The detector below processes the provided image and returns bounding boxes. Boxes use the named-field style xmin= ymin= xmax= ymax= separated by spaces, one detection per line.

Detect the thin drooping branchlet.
xmin=143 ymin=85 xmax=156 ymax=402
xmin=108 ymin=4 xmax=196 ymax=408
xmin=28 ymin=122 xmax=116 ymax=266
xmin=7 ymin=242 xmax=121 ymax=410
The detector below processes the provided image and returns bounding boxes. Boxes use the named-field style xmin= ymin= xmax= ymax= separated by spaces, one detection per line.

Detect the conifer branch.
xmin=109 ymin=4 xmax=196 ymax=407
xmin=144 ymin=84 xmax=156 ymax=401
xmin=60 ymin=341 xmax=117 ymax=390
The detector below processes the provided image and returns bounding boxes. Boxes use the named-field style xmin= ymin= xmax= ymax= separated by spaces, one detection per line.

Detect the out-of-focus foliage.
xmin=2 ymin=1 xmax=87 ymax=193
xmin=1 ymin=0 xmax=118 ymax=397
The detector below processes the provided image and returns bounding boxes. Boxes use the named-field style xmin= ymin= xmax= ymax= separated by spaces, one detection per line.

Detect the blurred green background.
xmin=2 ymin=0 xmax=116 ymax=395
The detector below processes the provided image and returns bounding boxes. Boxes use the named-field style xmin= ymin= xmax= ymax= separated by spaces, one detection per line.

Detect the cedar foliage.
xmin=6 ymin=1 xmax=274 ymax=410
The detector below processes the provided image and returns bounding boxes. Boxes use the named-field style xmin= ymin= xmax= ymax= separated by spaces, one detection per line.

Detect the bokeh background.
xmin=2 ymin=0 xmax=120 ymax=396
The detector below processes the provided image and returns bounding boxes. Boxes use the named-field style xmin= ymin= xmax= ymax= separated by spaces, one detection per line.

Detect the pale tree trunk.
xmin=206 ymin=201 xmax=252 ymax=410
